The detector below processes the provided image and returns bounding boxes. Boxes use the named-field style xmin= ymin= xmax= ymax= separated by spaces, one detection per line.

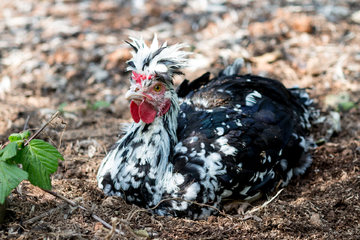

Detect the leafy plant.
xmin=86 ymin=100 xmax=111 ymax=110
xmin=58 ymin=102 xmax=68 ymax=113
xmin=92 ymin=100 xmax=110 ymax=110
xmin=0 ymin=130 xmax=63 ymax=204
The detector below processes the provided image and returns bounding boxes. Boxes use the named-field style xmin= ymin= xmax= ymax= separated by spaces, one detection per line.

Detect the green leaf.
xmin=20 ymin=131 xmax=31 ymax=140
xmin=337 ymin=101 xmax=357 ymax=112
xmin=92 ymin=100 xmax=110 ymax=110
xmin=58 ymin=102 xmax=67 ymax=112
xmin=20 ymin=139 xmax=63 ymax=190
xmin=8 ymin=133 xmax=22 ymax=142
xmin=0 ymin=142 xmax=18 ymax=161
xmin=0 ymin=161 xmax=28 ymax=204
xmin=8 ymin=131 xmax=30 ymax=142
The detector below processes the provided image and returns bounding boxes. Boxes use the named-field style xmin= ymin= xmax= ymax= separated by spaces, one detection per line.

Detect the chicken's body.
xmin=97 ymin=36 xmax=315 ymax=219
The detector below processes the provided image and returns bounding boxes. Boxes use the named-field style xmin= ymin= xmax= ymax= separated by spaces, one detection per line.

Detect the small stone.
xmin=351 ymin=10 xmax=360 ymax=24
xmin=94 ymin=222 xmax=103 ymax=231
xmin=307 ymin=57 xmax=323 ymax=75
xmin=46 ymin=75 xmax=68 ymax=90
xmin=342 ymin=149 xmax=353 ymax=156
xmin=88 ymin=145 xmax=96 ymax=159
xmin=292 ymin=16 xmax=313 ymax=33
xmin=104 ymin=94 xmax=116 ymax=103
xmin=248 ymin=21 xmax=274 ymax=37
xmin=94 ymin=69 xmax=109 ymax=83
xmin=310 ymin=213 xmax=322 ymax=226
xmin=340 ymin=170 xmax=348 ymax=181
xmin=0 ymin=76 xmax=11 ymax=95
xmin=102 ymin=196 xmax=117 ymax=207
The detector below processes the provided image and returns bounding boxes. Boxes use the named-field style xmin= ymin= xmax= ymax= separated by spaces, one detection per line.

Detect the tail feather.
xmin=220 ymin=58 xmax=244 ymax=77
xmin=289 ymin=87 xmax=320 ymax=121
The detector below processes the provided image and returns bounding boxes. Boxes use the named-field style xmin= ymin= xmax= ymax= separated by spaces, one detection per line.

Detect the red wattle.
xmin=139 ymin=101 xmax=157 ymax=123
xmin=130 ymin=101 xmax=140 ymax=123
xmin=159 ymin=99 xmax=171 ymax=116
xmin=130 ymin=99 xmax=170 ymax=124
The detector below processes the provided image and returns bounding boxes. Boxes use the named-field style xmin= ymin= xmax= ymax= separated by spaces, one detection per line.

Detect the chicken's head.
xmin=125 ymin=72 xmax=174 ymax=123
xmin=124 ymin=35 xmax=189 ymax=123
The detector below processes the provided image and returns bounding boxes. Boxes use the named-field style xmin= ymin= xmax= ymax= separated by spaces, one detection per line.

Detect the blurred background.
xmin=1 ymin=1 xmax=360 ymax=238
xmin=0 ymin=1 xmax=359 ymax=129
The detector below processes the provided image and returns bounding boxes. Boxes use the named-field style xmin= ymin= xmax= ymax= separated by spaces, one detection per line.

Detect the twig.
xmin=105 ymin=217 xmax=142 ymax=240
xmin=245 ymin=189 xmax=284 ymax=215
xmin=23 ymin=115 xmax=30 ymax=131
xmin=24 ymin=111 xmax=61 ymax=147
xmin=105 ymin=217 xmax=118 ymax=240
xmin=118 ymin=219 xmax=142 ymax=240
xmin=334 ymin=53 xmax=350 ymax=82
xmin=42 ymin=189 xmax=124 ymax=235
xmin=58 ymin=118 xmax=67 ymax=148
xmin=23 ymin=203 xmax=68 ymax=226
xmin=126 ymin=197 xmax=230 ymax=222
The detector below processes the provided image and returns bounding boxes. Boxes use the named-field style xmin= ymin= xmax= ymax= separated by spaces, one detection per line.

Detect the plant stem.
xmin=42 ymin=189 xmax=124 ymax=235
xmin=24 ymin=111 xmax=60 ymax=147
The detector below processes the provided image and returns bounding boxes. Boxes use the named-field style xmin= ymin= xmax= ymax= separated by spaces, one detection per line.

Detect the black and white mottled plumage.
xmin=97 ymin=35 xmax=316 ymax=219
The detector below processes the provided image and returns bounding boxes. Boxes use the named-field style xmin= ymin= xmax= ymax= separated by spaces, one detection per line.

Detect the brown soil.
xmin=1 ymin=0 xmax=360 ymax=239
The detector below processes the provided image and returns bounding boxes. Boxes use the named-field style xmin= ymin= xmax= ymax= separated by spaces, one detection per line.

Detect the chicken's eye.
xmin=154 ymin=85 xmax=162 ymax=92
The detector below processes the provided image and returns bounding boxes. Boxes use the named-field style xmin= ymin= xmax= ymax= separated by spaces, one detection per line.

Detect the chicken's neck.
xmin=102 ymin=93 xmax=180 ymax=207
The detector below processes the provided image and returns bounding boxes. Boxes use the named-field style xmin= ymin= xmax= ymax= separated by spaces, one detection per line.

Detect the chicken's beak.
xmin=125 ymin=89 xmax=152 ymax=101
xmin=125 ymin=90 xmax=146 ymax=101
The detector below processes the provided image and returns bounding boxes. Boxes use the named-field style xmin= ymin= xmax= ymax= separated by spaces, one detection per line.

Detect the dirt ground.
xmin=1 ymin=0 xmax=360 ymax=239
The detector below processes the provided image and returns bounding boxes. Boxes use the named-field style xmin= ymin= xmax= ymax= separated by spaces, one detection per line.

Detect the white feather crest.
xmin=125 ymin=34 xmax=190 ymax=78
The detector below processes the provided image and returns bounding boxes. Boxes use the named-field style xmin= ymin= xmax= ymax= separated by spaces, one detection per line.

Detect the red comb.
xmin=132 ymin=71 xmax=154 ymax=84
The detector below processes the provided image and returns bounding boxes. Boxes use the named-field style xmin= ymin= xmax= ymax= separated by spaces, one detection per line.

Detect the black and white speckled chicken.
xmin=97 ymin=35 xmax=316 ymax=219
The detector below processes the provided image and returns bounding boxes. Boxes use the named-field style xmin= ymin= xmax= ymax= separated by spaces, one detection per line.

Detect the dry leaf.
xmin=249 ymin=49 xmax=282 ymax=63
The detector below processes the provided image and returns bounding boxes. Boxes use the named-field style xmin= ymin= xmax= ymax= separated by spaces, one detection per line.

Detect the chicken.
xmin=97 ymin=35 xmax=316 ymax=219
